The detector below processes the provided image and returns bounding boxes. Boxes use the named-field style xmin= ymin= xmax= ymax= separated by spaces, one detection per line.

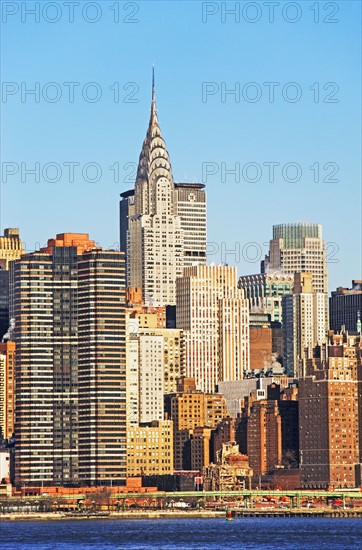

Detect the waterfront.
xmin=1 ymin=518 xmax=362 ymax=549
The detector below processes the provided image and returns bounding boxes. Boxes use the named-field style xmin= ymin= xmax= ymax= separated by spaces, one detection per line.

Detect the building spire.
xmin=152 ymin=64 xmax=155 ymax=102
xmin=151 ymin=64 xmax=156 ymax=119
xmin=134 ymin=68 xmax=175 ymax=215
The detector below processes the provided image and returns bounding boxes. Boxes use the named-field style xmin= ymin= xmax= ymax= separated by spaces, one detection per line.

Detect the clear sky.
xmin=1 ymin=0 xmax=361 ymax=291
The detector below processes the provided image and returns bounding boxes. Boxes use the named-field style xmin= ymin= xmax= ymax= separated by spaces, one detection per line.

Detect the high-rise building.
xmin=299 ymin=332 xmax=362 ymax=489
xmin=174 ymin=183 xmax=206 ymax=267
xmin=0 ymin=229 xmax=24 ymax=340
xmin=211 ymin=417 xmax=235 ymax=463
xmin=176 ymin=264 xmax=249 ymax=393
xmin=126 ymin=74 xmax=184 ymax=306
xmin=119 ymin=189 xmax=136 ymax=275
xmin=282 ymin=273 xmax=328 ymax=376
xmin=238 ymin=272 xmax=294 ymax=323
xmin=267 ymin=383 xmax=299 ymax=469
xmin=10 ymin=233 xmax=126 ymax=486
xmin=0 ymin=262 xmax=9 ymax=342
xmin=120 ymin=183 xmax=207 ymax=291
xmin=248 ymin=314 xmax=273 ymax=371
xmin=235 ymin=380 xmax=299 ymax=477
xmin=247 ymin=399 xmax=282 ymax=476
xmin=249 ymin=312 xmax=284 ymax=366
xmin=238 ymin=387 xmax=282 ymax=477
xmin=138 ymin=332 xmax=165 ymax=424
xmin=126 ymin=420 xmax=173 ymax=476
xmin=125 ymin=314 xmax=140 ymax=427
xmin=330 ymin=280 xmax=362 ymax=333
xmin=77 ymin=249 xmax=126 ymax=486
xmin=263 ymin=223 xmax=328 ymax=295
xmin=0 ymin=228 xmax=24 ymax=269
xmin=120 ymin=74 xmax=207 ymax=305
xmin=0 ymin=341 xmax=15 ymax=440
xmin=125 ymin=308 xmax=184 ymax=426
xmin=168 ymin=377 xmax=227 ymax=470
xmin=190 ymin=427 xmax=212 ymax=471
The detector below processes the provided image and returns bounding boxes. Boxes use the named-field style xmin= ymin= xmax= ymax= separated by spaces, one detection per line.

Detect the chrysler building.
xmin=121 ymin=72 xmax=206 ymax=305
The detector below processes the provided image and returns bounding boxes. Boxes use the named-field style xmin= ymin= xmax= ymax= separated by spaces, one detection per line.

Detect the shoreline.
xmin=1 ymin=509 xmax=361 ymax=521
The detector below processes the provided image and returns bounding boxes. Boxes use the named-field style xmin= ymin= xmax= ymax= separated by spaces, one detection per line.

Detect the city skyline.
xmin=1 ymin=2 xmax=361 ymax=293
xmin=1 ymin=2 xmax=362 ymax=540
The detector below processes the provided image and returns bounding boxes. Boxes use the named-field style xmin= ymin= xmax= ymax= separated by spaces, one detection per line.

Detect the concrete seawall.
xmin=1 ymin=509 xmax=361 ymax=521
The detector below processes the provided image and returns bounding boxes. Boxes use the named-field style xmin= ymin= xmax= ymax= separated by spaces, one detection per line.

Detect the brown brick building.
xmin=190 ymin=427 xmax=213 ymax=471
xmin=247 ymin=399 xmax=282 ymax=476
xmin=249 ymin=325 xmax=273 ymax=371
xmin=299 ymin=332 xmax=362 ymax=488
xmin=0 ymin=341 xmax=15 ymax=440
xmin=167 ymin=377 xmax=226 ymax=470
xmin=267 ymin=383 xmax=299 ymax=469
xmin=211 ymin=417 xmax=235 ymax=463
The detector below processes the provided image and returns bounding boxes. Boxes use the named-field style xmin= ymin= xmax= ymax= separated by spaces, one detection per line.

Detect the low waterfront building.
xmin=203 ymin=442 xmax=253 ymax=491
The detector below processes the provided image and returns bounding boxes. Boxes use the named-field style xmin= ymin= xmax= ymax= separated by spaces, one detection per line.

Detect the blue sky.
xmin=1 ymin=0 xmax=361 ymax=291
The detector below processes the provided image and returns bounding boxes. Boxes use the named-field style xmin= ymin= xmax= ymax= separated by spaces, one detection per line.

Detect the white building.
xmin=176 ymin=264 xmax=249 ymax=393
xmin=175 ymin=183 xmax=207 ymax=267
xmin=122 ymin=73 xmax=207 ymax=305
xmin=282 ymin=272 xmax=328 ymax=376
xmin=139 ymin=334 xmax=164 ymax=424
xmin=126 ymin=312 xmax=184 ymax=425
xmin=125 ymin=314 xmax=140 ymax=426
xmin=264 ymin=223 xmax=328 ymax=295
xmin=127 ymin=74 xmax=184 ymax=306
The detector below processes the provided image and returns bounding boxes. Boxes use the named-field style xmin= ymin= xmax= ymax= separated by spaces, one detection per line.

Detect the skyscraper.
xmin=169 ymin=377 xmax=227 ymax=470
xmin=263 ymin=223 xmax=328 ymax=294
xmin=120 ymin=183 xmax=207 ymax=277
xmin=299 ymin=332 xmax=362 ymax=489
xmin=330 ymin=280 xmax=362 ymax=334
xmin=238 ymin=272 xmax=294 ymax=323
xmin=10 ymin=233 xmax=126 ymax=486
xmin=125 ymin=306 xmax=184 ymax=426
xmin=0 ymin=228 xmax=24 ymax=269
xmin=0 ymin=341 xmax=15 ymax=440
xmin=0 ymin=228 xmax=24 ymax=340
xmin=246 ymin=399 xmax=282 ymax=477
xmin=174 ymin=183 xmax=206 ymax=267
xmin=176 ymin=264 xmax=249 ymax=393
xmin=127 ymin=72 xmax=184 ymax=306
xmin=0 ymin=263 xmax=9 ymax=341
xmin=120 ymin=72 xmax=207 ymax=305
xmin=77 ymin=249 xmax=126 ymax=486
xmin=282 ymin=273 xmax=328 ymax=376
xmin=126 ymin=420 xmax=174 ymax=476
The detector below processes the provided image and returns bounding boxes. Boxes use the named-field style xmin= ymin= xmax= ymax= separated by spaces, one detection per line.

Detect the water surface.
xmin=1 ymin=517 xmax=361 ymax=549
